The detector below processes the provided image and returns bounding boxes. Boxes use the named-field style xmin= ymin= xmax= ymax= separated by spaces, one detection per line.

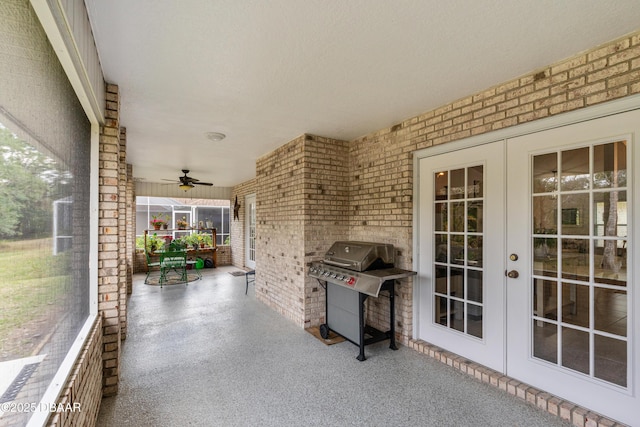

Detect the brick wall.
xmin=346 ymin=30 xmax=640 ymax=345
xmin=302 ymin=135 xmax=350 ymax=327
xmin=248 ymin=135 xmax=349 ymax=327
xmin=216 ymin=245 xmax=231 ymax=265
xmin=47 ymin=318 xmax=103 ymax=426
xmin=255 ymin=137 xmax=307 ymax=325
xmin=237 ymin=30 xmax=640 ymax=342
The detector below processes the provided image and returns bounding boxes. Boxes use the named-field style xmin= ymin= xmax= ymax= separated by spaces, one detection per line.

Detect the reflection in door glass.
xmin=530 ymin=141 xmax=628 ymax=388
xmin=433 ymin=165 xmax=484 ymax=339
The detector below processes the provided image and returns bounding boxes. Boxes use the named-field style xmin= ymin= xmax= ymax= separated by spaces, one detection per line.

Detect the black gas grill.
xmin=308 ymin=241 xmax=416 ymax=360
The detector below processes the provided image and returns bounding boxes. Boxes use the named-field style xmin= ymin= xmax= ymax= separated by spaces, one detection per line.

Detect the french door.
xmin=506 ymin=110 xmax=638 ymax=425
xmin=416 ymin=141 xmax=506 ymax=372
xmin=415 ymin=108 xmax=639 ymax=425
xmin=245 ymin=194 xmax=256 ymax=270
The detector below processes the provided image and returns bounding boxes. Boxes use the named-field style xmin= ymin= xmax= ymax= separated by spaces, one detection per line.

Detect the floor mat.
xmin=306 ymin=326 xmax=346 ymax=345
xmin=145 ymin=273 xmax=200 ymax=286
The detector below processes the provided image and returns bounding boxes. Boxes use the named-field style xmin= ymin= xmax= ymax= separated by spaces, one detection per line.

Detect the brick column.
xmin=118 ymin=128 xmax=128 ymax=340
xmin=99 ymin=84 xmax=122 ymax=396
xmin=126 ymin=163 xmax=134 ymax=295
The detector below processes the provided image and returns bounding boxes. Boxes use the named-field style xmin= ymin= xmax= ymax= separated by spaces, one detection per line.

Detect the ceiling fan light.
xmin=179 ymin=183 xmax=194 ymax=191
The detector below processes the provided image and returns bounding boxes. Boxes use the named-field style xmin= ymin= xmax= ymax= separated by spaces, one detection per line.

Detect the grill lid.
xmin=323 ymin=241 xmax=394 ymax=272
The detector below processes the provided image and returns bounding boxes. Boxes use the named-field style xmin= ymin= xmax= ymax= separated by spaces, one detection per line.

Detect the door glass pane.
xmin=450 ymin=168 xmax=465 ymax=199
xmin=533 ymin=195 xmax=557 ymax=234
xmin=467 ymin=236 xmax=482 ymax=267
xmin=435 ymin=266 xmax=447 ymax=294
xmin=562 ymin=327 xmax=589 ymax=375
xmin=561 ymin=147 xmax=589 ymax=191
xmin=593 ymin=141 xmax=627 ymax=188
xmin=433 ymin=164 xmax=484 ymax=339
xmin=450 ymin=300 xmax=464 ymax=332
xmin=450 ymin=268 xmax=463 ymax=297
xmin=435 ymin=171 xmax=448 ymax=200
xmin=467 ymin=270 xmax=482 ymax=303
xmin=533 ymin=321 xmax=557 ymax=363
xmin=594 ymin=335 xmax=627 ymax=387
xmin=451 ymin=202 xmax=465 ymax=232
xmin=467 ymin=165 xmax=483 ymax=198
xmin=468 ymin=201 xmax=483 ymax=232
xmin=530 ymin=141 xmax=628 ymax=388
xmin=435 ymin=234 xmax=448 ymax=262
xmin=561 ymin=193 xmax=588 ymax=235
xmin=435 ymin=203 xmax=447 ymax=231
xmin=533 ymin=279 xmax=557 ymax=321
xmin=467 ymin=304 xmax=483 ymax=338
xmin=560 ymin=238 xmax=589 ymax=282
xmin=451 ymin=235 xmax=464 ymax=265
xmin=533 ymin=237 xmax=557 ymax=277
xmin=594 ymin=288 xmax=626 ymax=336
xmin=533 ymin=152 xmax=557 ymax=193
xmin=561 ymin=283 xmax=589 ymax=328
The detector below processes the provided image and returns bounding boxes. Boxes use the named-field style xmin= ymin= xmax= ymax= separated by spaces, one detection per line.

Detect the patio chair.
xmin=159 ymin=250 xmax=187 ymax=287
xmin=245 ymin=269 xmax=255 ymax=295
xmin=144 ymin=250 xmax=161 ymax=284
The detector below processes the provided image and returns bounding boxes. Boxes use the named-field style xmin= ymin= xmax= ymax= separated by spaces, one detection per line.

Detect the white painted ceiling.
xmin=85 ymin=0 xmax=640 ymax=188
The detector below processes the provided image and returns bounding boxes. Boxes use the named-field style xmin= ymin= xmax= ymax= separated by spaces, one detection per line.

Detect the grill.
xmin=309 ymin=241 xmax=416 ymax=360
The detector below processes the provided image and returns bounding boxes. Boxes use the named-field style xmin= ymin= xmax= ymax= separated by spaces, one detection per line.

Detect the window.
xmin=0 ymin=2 xmax=93 ymax=425
xmin=136 ymin=197 xmax=230 ymax=245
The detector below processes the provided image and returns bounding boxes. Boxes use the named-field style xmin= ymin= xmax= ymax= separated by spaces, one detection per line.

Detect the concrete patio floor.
xmin=97 ymin=266 xmax=571 ymax=427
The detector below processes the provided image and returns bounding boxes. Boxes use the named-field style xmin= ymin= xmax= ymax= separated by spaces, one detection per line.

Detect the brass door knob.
xmin=506 ymin=270 xmax=519 ymax=278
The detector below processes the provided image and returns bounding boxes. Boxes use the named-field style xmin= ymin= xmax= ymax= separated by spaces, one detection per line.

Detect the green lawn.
xmin=0 ymin=238 xmax=70 ymax=359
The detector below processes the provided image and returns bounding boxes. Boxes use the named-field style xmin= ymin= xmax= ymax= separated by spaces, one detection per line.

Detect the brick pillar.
xmin=118 ymin=127 xmax=128 ymax=340
xmin=126 ymin=163 xmax=134 ymax=295
xmin=99 ymin=84 xmax=121 ymax=396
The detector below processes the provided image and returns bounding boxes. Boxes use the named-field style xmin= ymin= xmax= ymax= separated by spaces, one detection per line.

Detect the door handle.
xmin=505 ymin=270 xmax=519 ymax=278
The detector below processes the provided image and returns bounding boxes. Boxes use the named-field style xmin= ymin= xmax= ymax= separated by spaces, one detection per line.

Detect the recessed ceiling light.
xmin=205 ymin=132 xmax=226 ymax=142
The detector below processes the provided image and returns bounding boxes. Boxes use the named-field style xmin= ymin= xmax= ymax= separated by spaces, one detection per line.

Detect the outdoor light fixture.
xmin=179 ymin=183 xmax=194 ymax=192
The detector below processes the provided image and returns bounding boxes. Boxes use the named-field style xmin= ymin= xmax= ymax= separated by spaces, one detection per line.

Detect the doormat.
xmin=145 ymin=273 xmax=200 ymax=286
xmin=306 ymin=326 xmax=346 ymax=345
xmin=229 ymin=271 xmax=247 ymax=276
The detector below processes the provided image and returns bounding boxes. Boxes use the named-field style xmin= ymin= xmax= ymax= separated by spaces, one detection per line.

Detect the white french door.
xmin=245 ymin=194 xmax=256 ymax=270
xmin=506 ymin=109 xmax=639 ymax=425
xmin=416 ymin=141 xmax=506 ymax=372
xmin=415 ymin=108 xmax=639 ymax=425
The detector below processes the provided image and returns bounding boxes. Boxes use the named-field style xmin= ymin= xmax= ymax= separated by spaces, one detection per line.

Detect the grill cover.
xmin=323 ymin=241 xmax=394 ymax=272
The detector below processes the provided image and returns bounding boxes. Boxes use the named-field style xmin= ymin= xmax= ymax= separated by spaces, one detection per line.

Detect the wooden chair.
xmin=159 ymin=250 xmax=187 ymax=287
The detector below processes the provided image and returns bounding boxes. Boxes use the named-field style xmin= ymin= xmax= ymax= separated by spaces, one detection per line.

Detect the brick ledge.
xmin=408 ymin=339 xmax=627 ymax=427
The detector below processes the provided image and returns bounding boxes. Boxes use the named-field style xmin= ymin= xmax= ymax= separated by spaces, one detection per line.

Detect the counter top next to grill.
xmin=357 ymin=267 xmax=417 ymax=281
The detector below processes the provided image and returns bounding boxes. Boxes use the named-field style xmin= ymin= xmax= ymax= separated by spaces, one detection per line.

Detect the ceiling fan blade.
xmin=161 ymin=178 xmax=180 ymax=182
xmin=192 ymin=181 xmax=213 ymax=186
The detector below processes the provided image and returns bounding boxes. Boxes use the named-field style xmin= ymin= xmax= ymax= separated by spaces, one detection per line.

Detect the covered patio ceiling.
xmin=84 ymin=0 xmax=640 ymax=188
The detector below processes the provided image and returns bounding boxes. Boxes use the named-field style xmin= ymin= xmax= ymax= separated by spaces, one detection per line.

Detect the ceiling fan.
xmin=163 ymin=169 xmax=213 ymax=191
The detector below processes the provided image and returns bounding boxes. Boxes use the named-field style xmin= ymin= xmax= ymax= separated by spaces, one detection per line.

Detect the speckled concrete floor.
xmin=97 ymin=267 xmax=570 ymax=427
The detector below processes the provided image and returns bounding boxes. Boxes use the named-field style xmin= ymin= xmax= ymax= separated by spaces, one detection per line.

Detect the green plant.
xmin=142 ymin=233 xmax=165 ymax=252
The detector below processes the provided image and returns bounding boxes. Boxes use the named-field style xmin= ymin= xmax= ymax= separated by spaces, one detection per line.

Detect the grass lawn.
xmin=0 ymin=238 xmax=70 ymax=360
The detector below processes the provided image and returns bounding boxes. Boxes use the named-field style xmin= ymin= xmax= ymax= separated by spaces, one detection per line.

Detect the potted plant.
xmin=176 ymin=216 xmax=188 ymax=229
xmin=150 ymin=214 xmax=166 ymax=230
